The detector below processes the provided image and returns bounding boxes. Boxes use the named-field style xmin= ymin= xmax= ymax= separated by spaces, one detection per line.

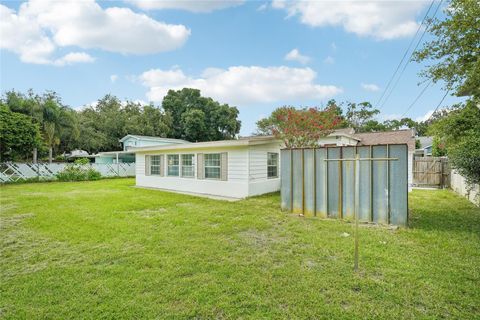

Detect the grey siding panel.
xmin=197 ymin=153 xmax=204 ymax=179
xmin=145 ymin=155 xmax=151 ymax=176
xmin=221 ymin=152 xmax=228 ymax=181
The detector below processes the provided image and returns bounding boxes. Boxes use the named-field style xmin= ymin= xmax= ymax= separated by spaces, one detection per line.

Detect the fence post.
xmin=116 ymin=152 xmax=119 ymax=176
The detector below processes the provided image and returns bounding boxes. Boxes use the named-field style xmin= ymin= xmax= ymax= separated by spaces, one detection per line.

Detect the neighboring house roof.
xmin=328 ymin=129 xmax=360 ymax=141
xmin=132 ymin=136 xmax=280 ymax=152
xmin=119 ymin=134 xmax=190 ymax=144
xmin=417 ymin=136 xmax=433 ymax=149
xmin=96 ymin=150 xmax=135 ymax=156
xmin=353 ymin=129 xmax=416 ymax=152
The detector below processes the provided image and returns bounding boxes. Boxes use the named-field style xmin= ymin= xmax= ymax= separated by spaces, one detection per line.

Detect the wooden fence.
xmin=413 ymin=157 xmax=449 ymax=188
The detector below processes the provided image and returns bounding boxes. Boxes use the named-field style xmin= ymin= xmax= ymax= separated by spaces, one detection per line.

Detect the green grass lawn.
xmin=1 ymin=179 xmax=479 ymax=319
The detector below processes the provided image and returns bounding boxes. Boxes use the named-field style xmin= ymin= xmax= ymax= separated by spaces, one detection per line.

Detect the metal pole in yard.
xmin=354 ymin=153 xmax=360 ymax=272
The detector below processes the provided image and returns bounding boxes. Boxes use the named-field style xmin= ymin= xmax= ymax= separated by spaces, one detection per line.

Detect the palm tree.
xmin=44 ymin=122 xmax=60 ymax=164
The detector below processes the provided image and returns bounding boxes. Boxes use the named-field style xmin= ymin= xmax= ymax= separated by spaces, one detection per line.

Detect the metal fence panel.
xmin=280 ymin=150 xmax=292 ymax=211
xmin=342 ymin=147 xmax=355 ymax=219
xmin=327 ymin=148 xmax=341 ymax=218
xmin=280 ymin=144 xmax=408 ymax=226
xmin=389 ymin=145 xmax=408 ymax=226
xmin=315 ymin=149 xmax=328 ymax=218
xmin=357 ymin=146 xmax=372 ymax=222
xmin=0 ymin=163 xmax=135 ymax=183
xmin=303 ymin=149 xmax=315 ymax=216
xmin=372 ymin=146 xmax=388 ymax=224
xmin=292 ymin=150 xmax=303 ymax=214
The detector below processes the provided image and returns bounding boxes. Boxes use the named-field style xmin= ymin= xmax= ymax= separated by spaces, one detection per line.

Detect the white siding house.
xmin=133 ymin=136 xmax=282 ymax=199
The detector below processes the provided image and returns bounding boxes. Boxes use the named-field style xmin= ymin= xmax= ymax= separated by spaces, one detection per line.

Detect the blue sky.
xmin=0 ymin=0 xmax=463 ymax=135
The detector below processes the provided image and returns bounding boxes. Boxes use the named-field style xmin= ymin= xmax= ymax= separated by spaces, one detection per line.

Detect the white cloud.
xmin=284 ymin=48 xmax=311 ymax=65
xmin=127 ymin=0 xmax=243 ymax=12
xmin=361 ymin=83 xmax=380 ymax=92
xmin=323 ymin=56 xmax=335 ymax=64
xmin=53 ymin=52 xmax=95 ymax=66
xmin=272 ymin=0 xmax=427 ymax=40
xmin=110 ymin=74 xmax=119 ymax=83
xmin=0 ymin=0 xmax=190 ymax=65
xmin=140 ymin=66 xmax=342 ymax=105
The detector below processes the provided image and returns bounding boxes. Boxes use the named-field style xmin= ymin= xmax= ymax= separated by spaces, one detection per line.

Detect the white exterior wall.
xmin=135 ymin=142 xmax=283 ymax=199
xmin=450 ymin=169 xmax=479 ymax=206
xmin=248 ymin=142 xmax=282 ymax=196
xmin=136 ymin=146 xmax=250 ymax=198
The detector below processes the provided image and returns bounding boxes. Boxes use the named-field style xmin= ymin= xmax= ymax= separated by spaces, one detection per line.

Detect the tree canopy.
xmin=162 ymin=88 xmax=241 ymax=141
xmin=0 ymin=106 xmax=42 ymax=161
xmin=413 ymin=0 xmax=480 ymax=97
xmin=257 ymin=106 xmax=341 ymax=148
xmin=256 ymin=99 xmax=431 ymax=136
xmin=1 ymin=88 xmax=241 ymax=161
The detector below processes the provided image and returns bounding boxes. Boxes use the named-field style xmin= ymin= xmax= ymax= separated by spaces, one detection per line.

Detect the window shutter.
xmin=145 ymin=155 xmax=151 ymax=176
xmin=220 ymin=152 xmax=228 ymax=181
xmin=159 ymin=154 xmax=165 ymax=177
xmin=197 ymin=153 xmax=204 ymax=179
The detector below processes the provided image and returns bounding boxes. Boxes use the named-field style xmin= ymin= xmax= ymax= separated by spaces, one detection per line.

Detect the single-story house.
xmin=133 ymin=136 xmax=283 ymax=199
xmin=415 ymin=136 xmax=433 ymax=157
xmin=132 ymin=129 xmax=415 ymax=199
xmin=95 ymin=135 xmax=189 ymax=164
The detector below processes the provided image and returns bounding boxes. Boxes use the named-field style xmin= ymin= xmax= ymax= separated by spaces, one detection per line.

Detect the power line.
xmin=375 ymin=0 xmax=436 ymax=108
xmin=379 ymin=0 xmax=444 ymax=110
xmin=425 ymin=90 xmax=450 ymax=122
xmin=400 ymin=81 xmax=432 ymax=118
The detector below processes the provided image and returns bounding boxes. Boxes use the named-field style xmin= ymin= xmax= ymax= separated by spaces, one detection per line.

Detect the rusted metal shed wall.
xmin=280 ymin=144 xmax=408 ymax=226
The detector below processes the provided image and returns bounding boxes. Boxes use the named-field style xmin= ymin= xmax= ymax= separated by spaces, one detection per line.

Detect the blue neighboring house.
xmin=95 ymin=135 xmax=189 ymax=164
xmin=415 ymin=136 xmax=433 ymax=157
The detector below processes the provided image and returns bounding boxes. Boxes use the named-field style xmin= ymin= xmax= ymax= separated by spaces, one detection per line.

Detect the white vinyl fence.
xmin=0 ymin=162 xmax=135 ymax=183
xmin=450 ymin=169 xmax=480 ymax=206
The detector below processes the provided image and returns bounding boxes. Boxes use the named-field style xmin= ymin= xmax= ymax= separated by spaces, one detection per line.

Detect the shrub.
xmin=56 ymin=158 xmax=102 ymax=181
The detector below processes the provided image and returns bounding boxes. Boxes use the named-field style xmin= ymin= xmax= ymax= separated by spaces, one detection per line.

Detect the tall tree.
xmin=344 ymin=102 xmax=380 ymax=132
xmin=413 ymin=0 xmax=480 ymax=97
xmin=428 ymin=98 xmax=480 ymax=184
xmin=162 ymin=88 xmax=241 ymax=141
xmin=256 ymin=106 xmax=341 ymax=148
xmin=0 ymin=106 xmax=42 ymax=161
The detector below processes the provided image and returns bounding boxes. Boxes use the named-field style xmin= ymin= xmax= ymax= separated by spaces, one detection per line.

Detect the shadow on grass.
xmin=408 ymin=189 xmax=480 ymax=234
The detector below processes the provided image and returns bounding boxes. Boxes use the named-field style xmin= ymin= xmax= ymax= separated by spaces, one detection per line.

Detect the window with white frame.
xmin=204 ymin=153 xmax=221 ymax=179
xmin=267 ymin=152 xmax=279 ymax=178
xmin=150 ymin=155 xmax=161 ymax=175
xmin=167 ymin=154 xmax=179 ymax=176
xmin=181 ymin=154 xmax=194 ymax=178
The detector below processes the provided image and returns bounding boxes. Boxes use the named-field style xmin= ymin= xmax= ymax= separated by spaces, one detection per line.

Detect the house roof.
xmin=131 ymin=135 xmax=280 ymax=152
xmin=353 ymin=129 xmax=416 ymax=151
xmin=119 ymin=134 xmax=189 ymax=144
